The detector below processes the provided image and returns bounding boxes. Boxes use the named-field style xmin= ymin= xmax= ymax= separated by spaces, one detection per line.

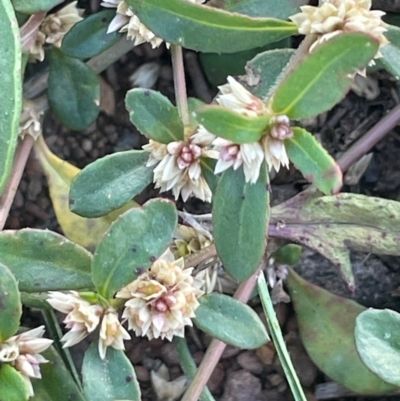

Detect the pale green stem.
xmin=257 ymin=271 xmax=307 ymax=401
xmin=171 ymin=45 xmax=190 ymax=130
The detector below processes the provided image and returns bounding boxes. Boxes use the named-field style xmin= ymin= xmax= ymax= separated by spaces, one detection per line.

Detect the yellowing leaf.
xmin=34 ymin=136 xmax=138 ymax=251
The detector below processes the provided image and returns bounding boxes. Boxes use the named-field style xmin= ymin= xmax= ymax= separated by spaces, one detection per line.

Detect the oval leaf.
xmin=48 ymin=48 xmax=100 ymax=131
xmin=0 ymin=365 xmax=30 ymax=401
xmin=0 ymin=263 xmax=21 ymax=341
xmin=272 ymin=33 xmax=379 ymax=120
xmin=34 ymin=136 xmax=138 ymax=251
xmin=273 ymin=244 xmax=302 ymax=266
xmin=286 ymin=268 xmax=397 ymax=394
xmin=61 ymin=10 xmax=121 ymax=59
xmin=126 ymin=0 xmax=297 ymax=53
xmin=70 ymin=150 xmax=153 ymax=218
xmin=0 ymin=229 xmax=93 ymax=292
xmin=195 ymin=106 xmax=270 ymax=144
xmin=11 ymin=0 xmax=63 ymax=13
xmin=92 ymin=199 xmax=177 ymax=298
xmin=32 ymin=346 xmax=86 ymax=401
xmin=213 ymin=165 xmax=269 ymax=281
xmin=125 ymin=88 xmax=183 ymax=144
xmin=285 ymin=127 xmax=342 ymax=195
xmin=0 ymin=0 xmax=22 ymax=193
xmin=82 ymin=342 xmax=141 ymax=401
xmin=355 ymin=308 xmax=400 ymax=387
xmin=380 ymin=25 xmax=400 ymax=78
xmin=194 ymin=293 xmax=269 ymax=348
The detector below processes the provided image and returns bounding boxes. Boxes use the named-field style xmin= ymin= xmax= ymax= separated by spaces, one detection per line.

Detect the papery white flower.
xmin=142 ymin=139 xmax=168 ymax=167
xmin=289 ymin=0 xmax=388 ymax=54
xmin=213 ymin=137 xmax=265 ymax=183
xmin=190 ymin=125 xmax=216 ymax=147
xmin=116 ymin=249 xmax=204 ymax=341
xmin=216 ymin=76 xmax=266 ymax=118
xmin=19 ymin=99 xmax=45 ymax=139
xmin=29 ymin=31 xmax=46 ymax=63
xmin=47 ymin=291 xmax=103 ymax=347
xmin=151 ymin=363 xmax=188 ymax=401
xmin=40 ymin=1 xmax=84 ymax=48
xmin=99 ymin=308 xmax=131 ymax=360
xmin=2 ymin=326 xmax=53 ymax=397
xmin=147 ymin=139 xmax=212 ymax=202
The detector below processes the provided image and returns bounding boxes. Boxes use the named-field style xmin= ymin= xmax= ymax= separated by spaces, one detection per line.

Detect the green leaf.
xmin=196 ymin=106 xmax=270 ymax=144
xmin=272 ymin=33 xmax=379 ymax=120
xmin=285 ymin=127 xmax=342 ymax=195
xmin=188 ymin=97 xmax=205 ymax=128
xmin=200 ymin=157 xmax=219 ymax=195
xmin=257 ymin=272 xmax=307 ymax=401
xmin=355 ymin=308 xmax=400 ymax=387
xmin=126 ymin=0 xmax=297 ymax=53
xmin=0 ymin=365 xmax=30 ymax=401
xmin=0 ymin=0 xmax=22 ymax=194
xmin=209 ymin=0 xmax=307 ymax=19
xmin=245 ymin=49 xmax=295 ymax=99
xmin=125 ymin=88 xmax=183 ymax=143
xmin=32 ymin=346 xmax=87 ymax=401
xmin=194 ymin=293 xmax=269 ymax=349
xmin=213 ymin=165 xmax=269 ymax=281
xmin=380 ymin=25 xmax=400 ymax=78
xmin=0 ymin=229 xmax=93 ymax=292
xmin=270 ymin=190 xmax=400 ymax=289
xmin=11 ymin=0 xmax=63 ymax=13
xmin=273 ymin=244 xmax=302 ymax=266
xmin=70 ymin=150 xmax=153 ymax=218
xmin=82 ymin=342 xmax=141 ymax=401
xmin=48 ymin=48 xmax=100 ymax=131
xmin=0 ymin=263 xmax=21 ymax=341
xmin=286 ymin=268 xmax=397 ymax=394
xmin=61 ymin=10 xmax=121 ymax=59
xmin=92 ymin=199 xmax=177 ymax=298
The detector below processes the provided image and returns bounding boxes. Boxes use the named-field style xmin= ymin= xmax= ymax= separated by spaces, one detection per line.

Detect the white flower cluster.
xmin=290 ymin=0 xmax=388 ymax=54
xmin=102 ymin=0 xmax=205 ymax=48
xmin=144 ymin=76 xmax=292 ymax=202
xmin=30 ymin=1 xmax=83 ymax=62
xmin=0 ymin=327 xmax=53 ymax=397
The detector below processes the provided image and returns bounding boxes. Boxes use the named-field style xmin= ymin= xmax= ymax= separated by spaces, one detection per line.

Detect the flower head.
xmin=0 ymin=326 xmax=53 ymax=397
xmin=147 ymin=138 xmax=212 ymax=202
xmin=116 ymin=249 xmax=204 ymax=341
xmin=29 ymin=31 xmax=46 ymax=63
xmin=290 ymin=0 xmax=388 ymax=54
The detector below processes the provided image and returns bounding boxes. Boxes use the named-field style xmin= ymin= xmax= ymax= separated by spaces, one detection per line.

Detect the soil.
xmin=7 ymin=1 xmax=400 ymax=400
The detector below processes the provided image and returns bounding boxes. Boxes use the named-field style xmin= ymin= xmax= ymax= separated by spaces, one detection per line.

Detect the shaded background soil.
xmin=9 ymin=0 xmax=400 ymax=400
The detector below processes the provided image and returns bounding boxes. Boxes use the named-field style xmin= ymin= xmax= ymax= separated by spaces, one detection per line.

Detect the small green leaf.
xmin=286 ymin=268 xmax=397 ymax=394
xmin=126 ymin=0 xmax=297 ymax=53
xmin=70 ymin=150 xmax=153 ymax=218
xmin=125 ymin=88 xmax=183 ymax=143
xmin=0 ymin=365 xmax=30 ymax=401
xmin=285 ymin=127 xmax=342 ymax=195
xmin=272 ymin=33 xmax=379 ymax=119
xmin=61 ymin=10 xmax=121 ymax=59
xmin=270 ymin=190 xmax=400 ymax=288
xmin=0 ymin=0 xmax=22 ymax=193
xmin=196 ymin=106 xmax=270 ymax=144
xmin=380 ymin=25 xmax=400 ymax=78
xmin=82 ymin=342 xmax=141 ymax=401
xmin=0 ymin=263 xmax=21 ymax=341
xmin=273 ymin=244 xmax=302 ymax=266
xmin=0 ymin=229 xmax=93 ymax=292
xmin=210 ymin=0 xmax=307 ymax=19
xmin=213 ymin=165 xmax=269 ymax=281
xmin=11 ymin=0 xmax=63 ymax=13
xmin=194 ymin=293 xmax=269 ymax=349
xmin=200 ymin=157 xmax=219 ymax=195
xmin=32 ymin=346 xmax=87 ymax=401
xmin=245 ymin=49 xmax=295 ymax=99
xmin=355 ymin=308 xmax=400 ymax=387
xmin=188 ymin=97 xmax=205 ymax=128
xmin=92 ymin=199 xmax=177 ymax=298
xmin=48 ymin=48 xmax=100 ymax=131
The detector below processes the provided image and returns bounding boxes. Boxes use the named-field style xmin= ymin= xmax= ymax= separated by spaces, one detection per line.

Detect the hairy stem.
xmin=171 ymin=45 xmax=190 ymax=129
xmin=181 ymin=260 xmax=266 ymax=401
xmin=337 ymin=103 xmax=400 ymax=172
xmin=0 ymin=135 xmax=35 ymax=230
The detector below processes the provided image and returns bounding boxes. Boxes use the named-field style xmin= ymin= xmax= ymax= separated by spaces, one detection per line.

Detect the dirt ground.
xmin=8 ymin=1 xmax=400 ymax=400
